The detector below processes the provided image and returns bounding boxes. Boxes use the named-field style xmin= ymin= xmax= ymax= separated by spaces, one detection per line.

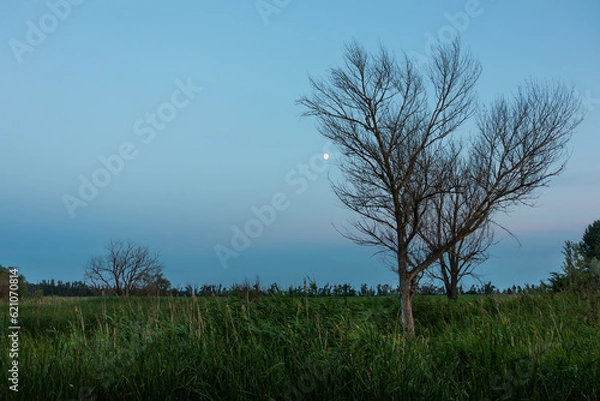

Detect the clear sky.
xmin=1 ymin=0 xmax=598 ymax=290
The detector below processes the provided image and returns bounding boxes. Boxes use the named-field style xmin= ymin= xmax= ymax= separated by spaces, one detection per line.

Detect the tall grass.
xmin=1 ymin=292 xmax=599 ymax=400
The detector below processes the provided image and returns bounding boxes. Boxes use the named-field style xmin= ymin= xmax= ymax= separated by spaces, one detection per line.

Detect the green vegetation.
xmin=2 ymin=292 xmax=599 ymax=400
xmin=0 ymin=265 xmax=27 ymax=301
xmin=548 ymin=219 xmax=600 ymax=293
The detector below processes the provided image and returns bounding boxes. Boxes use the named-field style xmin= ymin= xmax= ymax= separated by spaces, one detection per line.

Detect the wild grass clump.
xmin=1 ymin=292 xmax=598 ymax=400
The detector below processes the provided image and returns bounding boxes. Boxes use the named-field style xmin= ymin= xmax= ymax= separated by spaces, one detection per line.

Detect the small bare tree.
xmin=429 ymin=220 xmax=495 ymax=301
xmin=298 ymin=39 xmax=582 ymax=336
xmin=426 ymin=156 xmax=496 ymax=300
xmin=84 ymin=240 xmax=164 ymax=297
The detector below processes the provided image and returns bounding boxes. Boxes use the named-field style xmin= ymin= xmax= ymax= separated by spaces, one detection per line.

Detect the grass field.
xmin=1 ymin=292 xmax=599 ymax=400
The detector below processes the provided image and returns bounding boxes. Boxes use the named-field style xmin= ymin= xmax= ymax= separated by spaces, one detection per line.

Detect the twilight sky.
xmin=0 ymin=0 xmax=598 ymax=290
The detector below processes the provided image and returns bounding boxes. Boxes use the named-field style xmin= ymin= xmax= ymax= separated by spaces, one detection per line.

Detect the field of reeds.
xmin=1 ymin=291 xmax=599 ymax=400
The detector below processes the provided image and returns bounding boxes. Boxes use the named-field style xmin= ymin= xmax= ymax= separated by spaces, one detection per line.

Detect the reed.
xmin=1 ymin=292 xmax=598 ymax=400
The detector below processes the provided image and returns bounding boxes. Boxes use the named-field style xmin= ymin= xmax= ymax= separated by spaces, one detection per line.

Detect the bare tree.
xmin=429 ymin=219 xmax=495 ymax=301
xmin=298 ymin=39 xmax=582 ymax=336
xmin=84 ymin=240 xmax=164 ymax=297
xmin=426 ymin=155 xmax=496 ymax=300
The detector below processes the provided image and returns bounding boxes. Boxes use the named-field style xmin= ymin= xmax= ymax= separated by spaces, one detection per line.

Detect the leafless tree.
xmin=429 ymin=199 xmax=495 ymax=300
xmin=425 ymin=150 xmax=496 ymax=300
xmin=298 ymin=39 xmax=582 ymax=336
xmin=84 ymin=240 xmax=164 ymax=297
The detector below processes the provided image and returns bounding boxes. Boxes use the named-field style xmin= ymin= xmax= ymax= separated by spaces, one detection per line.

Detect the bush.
xmin=548 ymin=222 xmax=600 ymax=293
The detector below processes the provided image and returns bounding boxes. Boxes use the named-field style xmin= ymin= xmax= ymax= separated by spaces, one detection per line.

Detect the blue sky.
xmin=0 ymin=0 xmax=598 ymax=290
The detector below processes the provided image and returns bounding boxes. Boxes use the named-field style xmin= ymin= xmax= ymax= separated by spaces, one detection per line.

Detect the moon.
xmin=323 ymin=153 xmax=330 ymax=160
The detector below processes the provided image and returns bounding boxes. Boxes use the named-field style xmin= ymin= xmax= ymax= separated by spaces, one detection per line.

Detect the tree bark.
xmin=446 ymin=280 xmax=458 ymax=301
xmin=399 ymin=272 xmax=416 ymax=337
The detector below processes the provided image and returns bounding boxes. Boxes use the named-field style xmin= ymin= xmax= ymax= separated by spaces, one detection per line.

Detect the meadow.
xmin=1 ymin=291 xmax=599 ymax=400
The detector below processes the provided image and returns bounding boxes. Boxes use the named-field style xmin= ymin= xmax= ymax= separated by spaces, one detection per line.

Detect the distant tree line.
xmin=28 ymin=279 xmax=94 ymax=297
xmin=12 ymin=276 xmax=544 ymax=299
xmin=5 ymin=219 xmax=598 ymax=300
xmin=0 ymin=269 xmax=556 ymax=300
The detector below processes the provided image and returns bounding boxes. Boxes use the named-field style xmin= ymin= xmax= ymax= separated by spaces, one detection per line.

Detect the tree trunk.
xmin=442 ymin=257 xmax=459 ymax=301
xmin=399 ymin=272 xmax=416 ymax=337
xmin=445 ymin=269 xmax=459 ymax=301
xmin=446 ymin=281 xmax=458 ymax=301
